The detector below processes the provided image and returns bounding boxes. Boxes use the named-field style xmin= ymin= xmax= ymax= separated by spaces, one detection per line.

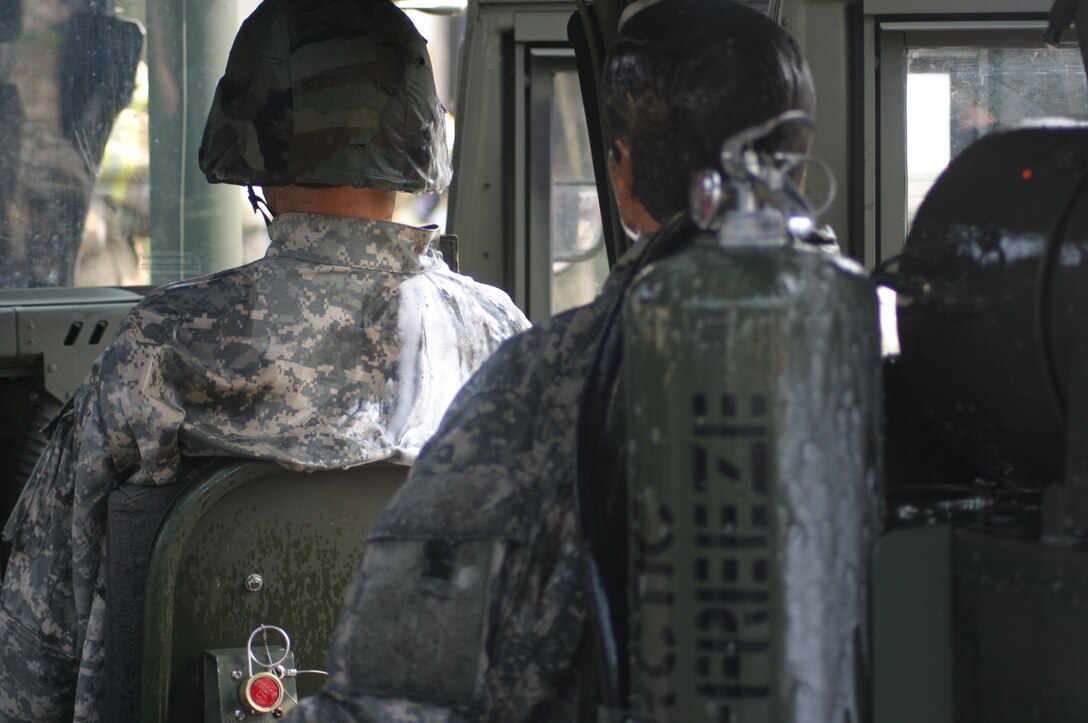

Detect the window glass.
xmin=906 ymin=46 xmax=1088 ymax=223
xmin=392 ymin=10 xmax=462 ymax=231
xmin=0 ymin=1 xmax=261 ymax=289
xmin=0 ymin=3 xmax=144 ymax=288
xmin=0 ymin=1 xmax=459 ymax=291
xmin=549 ymin=70 xmax=607 ymax=314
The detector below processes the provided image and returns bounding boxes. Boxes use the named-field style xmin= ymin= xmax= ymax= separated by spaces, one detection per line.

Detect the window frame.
xmin=448 ymin=3 xmax=579 ymax=318
xmin=865 ymin=13 xmax=1082 ymax=265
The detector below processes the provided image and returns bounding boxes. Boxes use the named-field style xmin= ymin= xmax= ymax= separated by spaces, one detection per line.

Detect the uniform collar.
xmin=264 ymin=213 xmax=441 ymax=273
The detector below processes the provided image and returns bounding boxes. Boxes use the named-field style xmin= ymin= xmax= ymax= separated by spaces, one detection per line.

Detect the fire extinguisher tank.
xmin=623 ymin=238 xmax=882 ymax=722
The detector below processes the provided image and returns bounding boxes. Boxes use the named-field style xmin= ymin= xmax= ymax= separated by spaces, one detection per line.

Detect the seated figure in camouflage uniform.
xmin=286 ymin=1 xmax=817 ymax=721
xmin=0 ymin=1 xmax=528 ymax=720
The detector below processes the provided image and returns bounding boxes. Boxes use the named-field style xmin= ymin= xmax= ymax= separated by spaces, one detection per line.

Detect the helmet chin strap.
xmin=248 ymin=185 xmax=275 ymax=228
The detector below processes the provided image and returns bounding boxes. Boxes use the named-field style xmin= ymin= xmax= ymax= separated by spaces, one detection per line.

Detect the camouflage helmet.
xmin=198 ymin=0 xmax=451 ymax=193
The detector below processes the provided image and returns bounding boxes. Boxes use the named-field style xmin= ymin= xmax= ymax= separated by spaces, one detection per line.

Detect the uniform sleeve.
xmin=284 ymin=535 xmax=505 ymax=723
xmin=0 ymin=355 xmax=138 ymax=721
xmin=287 ymin=513 xmax=584 ymax=723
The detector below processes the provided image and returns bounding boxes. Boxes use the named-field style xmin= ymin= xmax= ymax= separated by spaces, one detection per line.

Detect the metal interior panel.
xmin=140 ymin=460 xmax=408 ymax=723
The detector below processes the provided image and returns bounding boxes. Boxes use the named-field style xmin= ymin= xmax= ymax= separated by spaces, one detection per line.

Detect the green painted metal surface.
xmin=871 ymin=525 xmax=954 ymax=723
xmin=871 ymin=524 xmax=1088 ymax=723
xmin=623 ymin=241 xmax=881 ymax=722
xmin=140 ymin=459 xmax=407 ymax=723
xmin=952 ymin=529 xmax=1088 ymax=723
xmin=0 ymin=287 xmax=141 ymax=397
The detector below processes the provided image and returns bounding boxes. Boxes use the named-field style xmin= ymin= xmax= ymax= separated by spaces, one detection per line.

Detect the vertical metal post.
xmin=147 ymin=0 xmax=241 ymax=285
xmin=1075 ymin=2 xmax=1088 ymax=85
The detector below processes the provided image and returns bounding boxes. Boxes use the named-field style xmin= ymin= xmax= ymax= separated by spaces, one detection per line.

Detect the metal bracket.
xmin=204 ymin=647 xmax=297 ymax=723
xmin=1044 ymin=237 xmax=1088 ymax=539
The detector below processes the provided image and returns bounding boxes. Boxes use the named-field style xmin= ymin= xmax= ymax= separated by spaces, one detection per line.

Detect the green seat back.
xmin=139 ymin=459 xmax=408 ymax=723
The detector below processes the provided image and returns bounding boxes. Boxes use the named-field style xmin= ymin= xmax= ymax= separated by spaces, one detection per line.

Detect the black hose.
xmin=574 ymin=291 xmax=628 ymax=708
xmin=1034 ymin=171 xmax=1088 ymax=426
xmin=573 ymin=213 xmax=694 ymax=711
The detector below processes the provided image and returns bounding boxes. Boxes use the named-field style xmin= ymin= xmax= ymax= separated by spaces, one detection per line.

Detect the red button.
xmin=239 ymin=671 xmax=285 ymax=712
xmin=250 ymin=675 xmax=282 ymax=709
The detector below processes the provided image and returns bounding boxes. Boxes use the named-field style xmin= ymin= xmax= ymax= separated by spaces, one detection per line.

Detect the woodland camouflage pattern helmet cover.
xmin=199 ymin=0 xmax=452 ymax=193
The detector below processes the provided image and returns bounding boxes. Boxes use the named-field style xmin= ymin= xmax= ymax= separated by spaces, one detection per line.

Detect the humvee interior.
xmin=2 ymin=0 xmax=1088 ymax=719
xmin=876 ymin=118 xmax=1088 ymax=722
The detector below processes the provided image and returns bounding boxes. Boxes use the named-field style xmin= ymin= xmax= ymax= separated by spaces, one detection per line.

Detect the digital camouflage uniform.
xmin=0 ymin=212 xmax=528 ymax=722
xmin=282 ymin=224 xmax=673 ymax=723
xmin=282 ymin=0 xmax=843 ymax=718
xmin=285 ymin=220 xmax=846 ymax=722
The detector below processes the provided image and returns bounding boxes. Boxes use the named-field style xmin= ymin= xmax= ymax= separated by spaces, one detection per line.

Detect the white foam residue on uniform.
xmin=390 ymin=272 xmax=472 ymax=453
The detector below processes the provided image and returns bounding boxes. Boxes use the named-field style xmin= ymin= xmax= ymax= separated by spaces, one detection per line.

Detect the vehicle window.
xmin=523 ymin=48 xmax=608 ymax=319
xmin=906 ymin=45 xmax=1088 ymax=224
xmin=875 ymin=25 xmax=1088 ymax=264
xmin=0 ymin=1 xmax=459 ymax=291
xmin=0 ymin=1 xmax=261 ymax=290
xmin=549 ymin=69 xmax=607 ymax=314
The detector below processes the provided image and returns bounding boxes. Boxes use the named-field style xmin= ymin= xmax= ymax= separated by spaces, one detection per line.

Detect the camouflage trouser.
xmin=0 ymin=606 xmax=78 ymax=721
xmin=0 ymin=408 xmax=84 ymax=722
xmin=0 ymin=375 xmax=122 ymax=723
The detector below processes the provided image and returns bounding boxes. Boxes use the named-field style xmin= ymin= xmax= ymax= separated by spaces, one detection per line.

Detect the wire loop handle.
xmin=246 ymin=624 xmax=292 ymax=677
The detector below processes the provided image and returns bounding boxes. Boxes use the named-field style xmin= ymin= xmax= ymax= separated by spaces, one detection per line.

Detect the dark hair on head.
xmin=601 ymin=0 xmax=816 ymax=222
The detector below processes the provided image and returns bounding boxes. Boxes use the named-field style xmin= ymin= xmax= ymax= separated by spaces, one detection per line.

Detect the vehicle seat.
xmin=103 ymin=458 xmax=408 ymax=723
